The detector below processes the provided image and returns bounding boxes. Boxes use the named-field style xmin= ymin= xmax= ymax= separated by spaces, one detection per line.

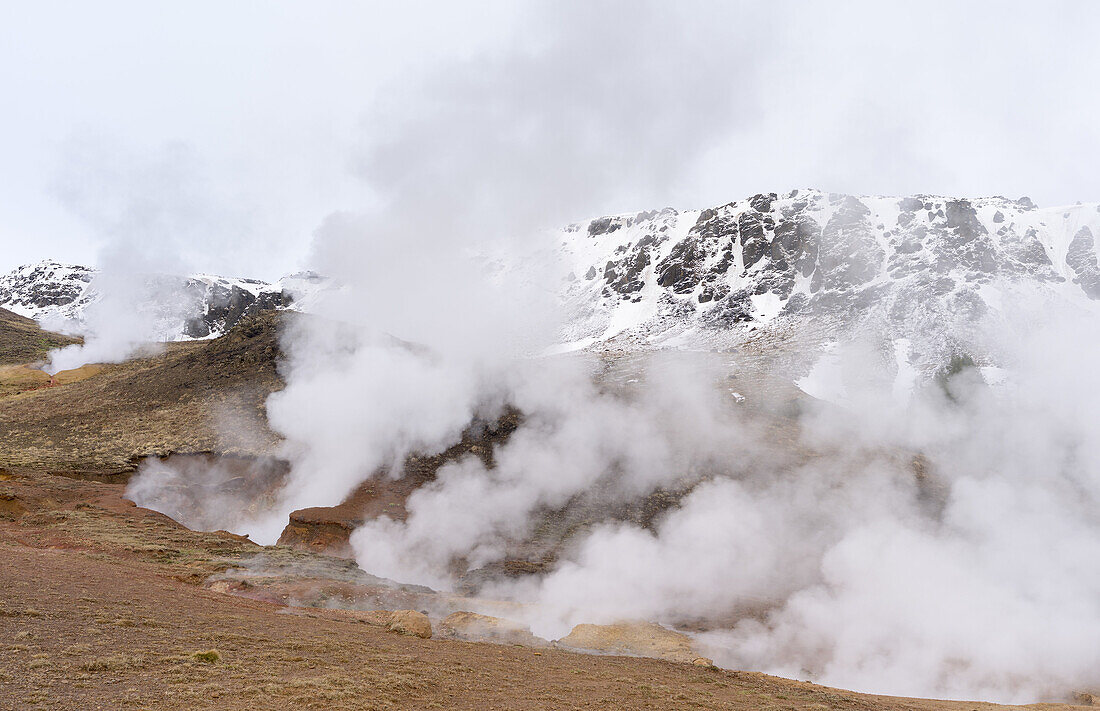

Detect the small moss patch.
xmin=192 ymin=650 xmax=221 ymax=664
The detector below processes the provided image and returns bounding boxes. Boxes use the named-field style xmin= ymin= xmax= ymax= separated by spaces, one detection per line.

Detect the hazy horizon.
xmin=4 ymin=1 xmax=1100 ymax=278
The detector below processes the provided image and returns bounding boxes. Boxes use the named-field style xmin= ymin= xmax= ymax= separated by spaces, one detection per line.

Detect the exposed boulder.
xmin=556 ymin=621 xmax=712 ymax=666
xmin=812 ymin=195 xmax=880 ymax=296
xmin=1066 ymin=226 xmax=1100 ymax=299
xmin=439 ymin=611 xmax=549 ymax=647
xmin=183 ymin=282 xmax=290 ymax=338
xmin=361 ymin=609 xmax=433 ymax=639
xmin=277 ymin=509 xmax=360 ymax=558
xmin=943 ymin=199 xmax=997 ymax=273
xmin=898 ymin=196 xmax=924 ymax=212
xmin=656 ymin=236 xmax=703 ymax=293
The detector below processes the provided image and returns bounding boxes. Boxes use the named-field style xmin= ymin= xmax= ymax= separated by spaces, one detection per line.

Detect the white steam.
xmin=690 ymin=312 xmax=1100 ymax=701
xmin=127 ymin=455 xmax=286 ymax=535
xmin=258 ymin=1 xmax=759 ymax=527
xmin=110 ymin=1 xmax=1100 ymax=703
xmin=43 ymin=137 xmax=263 ymax=372
xmin=44 ymin=263 xmax=191 ymax=373
xmin=349 ymin=353 xmax=747 ymax=588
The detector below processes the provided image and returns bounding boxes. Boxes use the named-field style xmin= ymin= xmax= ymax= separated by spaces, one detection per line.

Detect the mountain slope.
xmin=8 ymin=189 xmax=1098 ymax=380
xmin=558 ymin=189 xmax=1100 ymax=374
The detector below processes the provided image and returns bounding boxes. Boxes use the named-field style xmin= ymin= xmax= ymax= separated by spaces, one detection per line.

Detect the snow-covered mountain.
xmin=0 ymin=260 xmax=327 ymax=340
xmin=557 ymin=189 xmax=1100 ymax=377
xmin=0 ymin=261 xmax=96 ymax=321
xmin=8 ymin=189 xmax=1100 ymax=375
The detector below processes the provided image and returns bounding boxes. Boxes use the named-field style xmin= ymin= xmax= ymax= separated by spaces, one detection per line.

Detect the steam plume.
xmin=129 ymin=2 xmax=1100 ymax=703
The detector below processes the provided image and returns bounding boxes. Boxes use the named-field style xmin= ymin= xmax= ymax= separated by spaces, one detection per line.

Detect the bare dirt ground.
xmin=0 ymin=470 xmax=1091 ymax=711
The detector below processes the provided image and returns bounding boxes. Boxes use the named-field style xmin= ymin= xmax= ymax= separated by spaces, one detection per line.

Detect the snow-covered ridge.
xmin=0 ymin=260 xmax=328 ymax=341
xmin=557 ymin=189 xmax=1100 ymax=367
xmin=0 ymin=260 xmax=96 ymax=321
xmin=8 ymin=189 xmax=1100 ymax=364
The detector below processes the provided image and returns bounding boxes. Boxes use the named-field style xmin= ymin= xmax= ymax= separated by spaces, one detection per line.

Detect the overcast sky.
xmin=2 ymin=1 xmax=1100 ymax=279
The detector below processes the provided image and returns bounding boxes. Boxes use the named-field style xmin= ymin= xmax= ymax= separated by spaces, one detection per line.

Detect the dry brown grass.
xmin=0 ymin=471 xmax=271 ymax=586
xmin=0 ymin=311 xmax=287 ymax=473
xmin=0 ymin=307 xmax=79 ymax=366
xmin=78 ymin=653 xmax=147 ymax=672
xmin=7 ymin=533 xmax=1082 ymax=711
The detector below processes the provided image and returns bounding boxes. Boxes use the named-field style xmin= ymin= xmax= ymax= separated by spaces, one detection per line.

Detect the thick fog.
xmin=43 ymin=140 xmax=244 ymax=371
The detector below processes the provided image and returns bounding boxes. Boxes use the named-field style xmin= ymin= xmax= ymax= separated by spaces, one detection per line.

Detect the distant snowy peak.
xmin=558 ymin=189 xmax=1100 ymax=361
xmin=0 ymin=260 xmax=331 ymax=341
xmin=0 ymin=260 xmax=96 ymax=321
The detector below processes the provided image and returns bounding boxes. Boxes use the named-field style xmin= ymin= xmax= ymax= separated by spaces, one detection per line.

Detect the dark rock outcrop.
xmin=1066 ymin=226 xmax=1100 ymax=299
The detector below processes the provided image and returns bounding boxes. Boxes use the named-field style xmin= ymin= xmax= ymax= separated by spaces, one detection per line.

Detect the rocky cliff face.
xmin=0 ymin=261 xmax=96 ymax=320
xmin=178 ymin=277 xmax=289 ymax=339
xmin=558 ymin=189 xmax=1100 ymax=373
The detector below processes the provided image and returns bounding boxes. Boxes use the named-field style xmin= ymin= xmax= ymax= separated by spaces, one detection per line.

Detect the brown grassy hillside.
xmin=0 ymin=307 xmax=80 ymax=366
xmin=0 ymin=311 xmax=288 ymax=474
